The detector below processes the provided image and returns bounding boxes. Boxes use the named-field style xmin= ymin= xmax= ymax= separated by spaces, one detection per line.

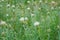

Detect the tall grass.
xmin=0 ymin=0 xmax=60 ymax=40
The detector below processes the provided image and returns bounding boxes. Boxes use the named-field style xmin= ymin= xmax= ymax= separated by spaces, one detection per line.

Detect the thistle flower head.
xmin=12 ymin=5 xmax=15 ymax=8
xmin=25 ymin=17 xmax=28 ymax=21
xmin=34 ymin=21 xmax=40 ymax=26
xmin=31 ymin=13 xmax=35 ymax=17
xmin=0 ymin=21 xmax=6 ymax=25
xmin=7 ymin=4 xmax=10 ymax=7
xmin=19 ymin=17 xmax=28 ymax=22
xmin=6 ymin=14 xmax=9 ymax=16
xmin=27 ymin=7 xmax=30 ymax=10
xmin=19 ymin=17 xmax=25 ymax=22
xmin=27 ymin=1 xmax=30 ymax=3
xmin=1 ymin=0 xmax=4 ymax=1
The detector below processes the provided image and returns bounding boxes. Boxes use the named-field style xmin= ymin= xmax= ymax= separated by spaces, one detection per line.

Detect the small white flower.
xmin=51 ymin=7 xmax=54 ymax=10
xmin=47 ymin=11 xmax=50 ymax=15
xmin=1 ymin=31 xmax=5 ymax=35
xmin=39 ymin=0 xmax=42 ymax=3
xmin=7 ymin=4 xmax=10 ymax=7
xmin=57 ymin=25 xmax=60 ymax=28
xmin=51 ymin=1 xmax=55 ymax=4
xmin=25 ymin=17 xmax=28 ymax=21
xmin=45 ymin=1 xmax=48 ymax=3
xmin=19 ymin=17 xmax=25 ymax=22
xmin=47 ymin=11 xmax=50 ymax=14
xmin=34 ymin=21 xmax=40 ymax=26
xmin=27 ymin=1 xmax=30 ymax=3
xmin=31 ymin=13 xmax=35 ymax=17
xmin=1 ymin=0 xmax=4 ymax=1
xmin=27 ymin=7 xmax=30 ymax=10
xmin=0 ymin=21 xmax=6 ymax=25
xmin=38 ymin=8 xmax=41 ymax=10
xmin=12 ymin=5 xmax=15 ymax=8
xmin=19 ymin=17 xmax=28 ymax=22
xmin=6 ymin=14 xmax=9 ymax=16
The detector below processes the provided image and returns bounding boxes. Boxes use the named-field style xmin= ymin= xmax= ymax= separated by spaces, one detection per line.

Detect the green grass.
xmin=0 ymin=0 xmax=60 ymax=40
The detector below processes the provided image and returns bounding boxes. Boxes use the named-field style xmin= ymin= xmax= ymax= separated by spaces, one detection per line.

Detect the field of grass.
xmin=0 ymin=0 xmax=60 ymax=40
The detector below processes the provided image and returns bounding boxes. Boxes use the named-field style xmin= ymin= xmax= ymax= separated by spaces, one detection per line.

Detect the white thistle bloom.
xmin=51 ymin=7 xmax=54 ymax=10
xmin=51 ymin=1 xmax=55 ymax=4
xmin=27 ymin=7 xmax=30 ymax=10
xmin=39 ymin=0 xmax=42 ymax=3
xmin=38 ymin=8 xmax=41 ymax=10
xmin=27 ymin=1 xmax=30 ymax=3
xmin=1 ymin=0 xmax=4 ymax=1
xmin=34 ymin=21 xmax=40 ymax=26
xmin=19 ymin=17 xmax=28 ymax=22
xmin=31 ymin=13 xmax=35 ymax=17
xmin=25 ymin=17 xmax=28 ymax=21
xmin=7 ymin=4 xmax=10 ymax=7
xmin=19 ymin=17 xmax=25 ymax=22
xmin=57 ymin=25 xmax=60 ymax=28
xmin=0 ymin=21 xmax=6 ymax=25
xmin=1 ymin=32 xmax=5 ymax=35
xmin=12 ymin=5 xmax=15 ymax=8
xmin=45 ymin=1 xmax=48 ymax=3
xmin=6 ymin=14 xmax=9 ymax=16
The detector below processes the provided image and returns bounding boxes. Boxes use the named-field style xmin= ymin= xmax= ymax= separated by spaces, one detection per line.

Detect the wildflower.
xmin=27 ymin=1 xmax=30 ymax=3
xmin=1 ymin=0 xmax=4 ymax=1
xmin=0 ymin=21 xmax=6 ymax=25
xmin=38 ymin=8 xmax=41 ymax=10
xmin=25 ymin=17 xmax=28 ymax=21
xmin=12 ymin=5 xmax=15 ymax=8
xmin=45 ymin=1 xmax=48 ymax=3
xmin=1 ymin=31 xmax=5 ymax=36
xmin=34 ymin=21 xmax=40 ymax=26
xmin=51 ymin=1 xmax=56 ymax=4
xmin=50 ymin=1 xmax=57 ymax=7
xmin=51 ymin=7 xmax=54 ymax=10
xmin=31 ymin=13 xmax=35 ymax=17
xmin=57 ymin=25 xmax=60 ymax=28
xmin=19 ymin=17 xmax=25 ymax=22
xmin=47 ymin=11 xmax=50 ymax=14
xmin=39 ymin=0 xmax=42 ymax=3
xmin=19 ymin=17 xmax=28 ymax=22
xmin=27 ymin=7 xmax=30 ymax=10
xmin=6 ymin=14 xmax=9 ymax=16
xmin=7 ymin=4 xmax=10 ymax=7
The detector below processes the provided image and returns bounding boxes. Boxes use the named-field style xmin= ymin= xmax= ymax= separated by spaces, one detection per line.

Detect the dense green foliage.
xmin=0 ymin=0 xmax=60 ymax=40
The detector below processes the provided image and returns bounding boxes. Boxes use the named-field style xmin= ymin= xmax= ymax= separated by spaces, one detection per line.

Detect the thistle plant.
xmin=0 ymin=0 xmax=60 ymax=40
